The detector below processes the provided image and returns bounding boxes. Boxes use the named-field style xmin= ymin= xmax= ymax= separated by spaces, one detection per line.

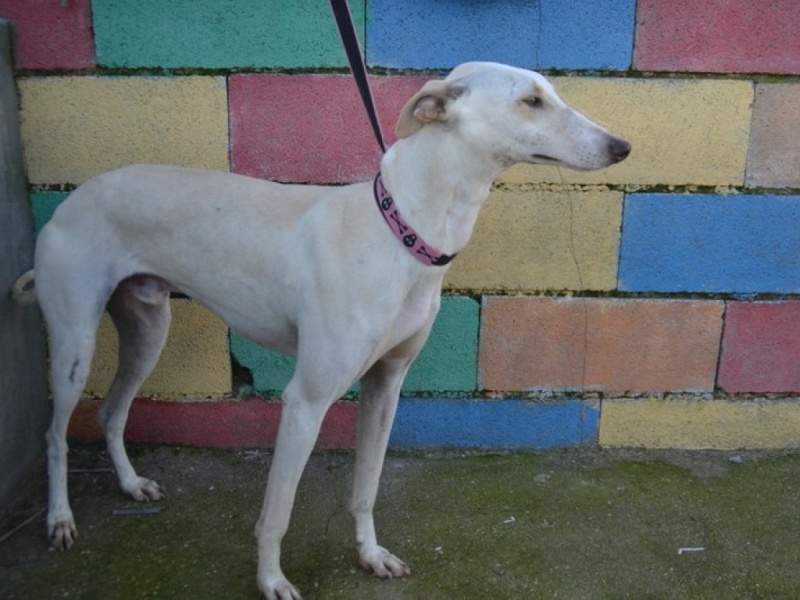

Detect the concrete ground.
xmin=1 ymin=444 xmax=799 ymax=599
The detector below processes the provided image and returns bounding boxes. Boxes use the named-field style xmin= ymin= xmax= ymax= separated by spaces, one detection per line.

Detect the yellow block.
xmin=600 ymin=397 xmax=800 ymax=450
xmin=19 ymin=76 xmax=229 ymax=185
xmin=502 ymin=78 xmax=753 ymax=187
xmin=86 ymin=299 xmax=231 ymax=399
xmin=445 ymin=189 xmax=623 ymax=292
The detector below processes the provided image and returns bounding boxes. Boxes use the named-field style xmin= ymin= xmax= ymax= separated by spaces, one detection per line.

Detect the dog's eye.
xmin=523 ymin=96 xmax=543 ymax=109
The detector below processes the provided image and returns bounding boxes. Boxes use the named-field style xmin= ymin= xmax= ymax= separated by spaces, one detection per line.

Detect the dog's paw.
xmin=358 ymin=544 xmax=411 ymax=579
xmin=124 ymin=477 xmax=165 ymax=502
xmin=48 ymin=514 xmax=78 ymax=551
xmin=258 ymin=575 xmax=302 ymax=600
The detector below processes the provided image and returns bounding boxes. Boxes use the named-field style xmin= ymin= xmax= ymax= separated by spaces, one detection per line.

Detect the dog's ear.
xmin=395 ymin=80 xmax=464 ymax=139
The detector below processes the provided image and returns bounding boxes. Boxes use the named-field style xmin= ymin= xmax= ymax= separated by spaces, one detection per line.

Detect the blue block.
xmin=389 ymin=398 xmax=599 ymax=450
xmin=619 ymin=194 xmax=800 ymax=294
xmin=367 ymin=0 xmax=635 ymax=70
xmin=538 ymin=0 xmax=636 ymax=69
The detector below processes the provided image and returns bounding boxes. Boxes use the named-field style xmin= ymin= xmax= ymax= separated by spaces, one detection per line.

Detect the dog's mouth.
xmin=531 ymin=154 xmax=562 ymax=165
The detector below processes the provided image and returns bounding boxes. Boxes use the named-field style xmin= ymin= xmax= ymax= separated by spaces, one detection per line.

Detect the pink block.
xmin=634 ymin=0 xmax=800 ymax=74
xmin=69 ymin=398 xmax=358 ymax=449
xmin=746 ymin=84 xmax=800 ymax=188
xmin=719 ymin=302 xmax=800 ymax=393
xmin=0 ymin=0 xmax=93 ymax=69
xmin=229 ymin=74 xmax=427 ymax=184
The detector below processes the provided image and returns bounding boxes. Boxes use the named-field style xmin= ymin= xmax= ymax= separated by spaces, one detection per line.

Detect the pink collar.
xmin=373 ymin=173 xmax=456 ymax=267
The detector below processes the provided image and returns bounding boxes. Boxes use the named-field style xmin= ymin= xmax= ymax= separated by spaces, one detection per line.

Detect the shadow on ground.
xmin=1 ymin=445 xmax=799 ymax=599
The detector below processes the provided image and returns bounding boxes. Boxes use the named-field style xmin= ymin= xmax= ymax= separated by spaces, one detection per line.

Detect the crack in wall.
xmin=560 ymin=167 xmax=590 ymax=393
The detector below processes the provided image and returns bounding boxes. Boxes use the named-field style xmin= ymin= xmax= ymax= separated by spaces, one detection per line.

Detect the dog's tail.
xmin=11 ymin=269 xmax=37 ymax=305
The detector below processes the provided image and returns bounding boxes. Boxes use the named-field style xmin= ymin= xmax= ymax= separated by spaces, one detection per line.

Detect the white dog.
xmin=13 ymin=62 xmax=629 ymax=599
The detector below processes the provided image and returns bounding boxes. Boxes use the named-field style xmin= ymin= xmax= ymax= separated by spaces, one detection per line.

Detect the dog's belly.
xmin=203 ymin=296 xmax=300 ymax=357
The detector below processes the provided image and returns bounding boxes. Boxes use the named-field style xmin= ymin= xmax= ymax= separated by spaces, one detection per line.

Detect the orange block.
xmin=479 ymin=297 xmax=723 ymax=393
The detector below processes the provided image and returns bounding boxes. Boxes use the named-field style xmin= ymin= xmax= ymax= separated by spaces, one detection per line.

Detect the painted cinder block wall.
xmin=3 ymin=0 xmax=800 ymax=450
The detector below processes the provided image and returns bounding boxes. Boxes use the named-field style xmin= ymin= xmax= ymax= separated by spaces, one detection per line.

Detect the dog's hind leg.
xmin=43 ymin=305 xmax=103 ymax=550
xmin=351 ymin=356 xmax=414 ymax=579
xmin=98 ymin=278 xmax=171 ymax=501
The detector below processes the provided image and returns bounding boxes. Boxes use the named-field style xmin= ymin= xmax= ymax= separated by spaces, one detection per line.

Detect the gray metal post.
xmin=0 ymin=18 xmax=49 ymax=507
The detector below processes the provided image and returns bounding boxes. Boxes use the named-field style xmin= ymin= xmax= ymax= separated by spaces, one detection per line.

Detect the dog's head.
xmin=395 ymin=62 xmax=630 ymax=172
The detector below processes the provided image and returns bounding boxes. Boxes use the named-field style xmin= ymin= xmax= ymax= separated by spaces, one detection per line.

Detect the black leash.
xmin=329 ymin=0 xmax=386 ymax=154
xmin=329 ymin=1 xmax=456 ymax=266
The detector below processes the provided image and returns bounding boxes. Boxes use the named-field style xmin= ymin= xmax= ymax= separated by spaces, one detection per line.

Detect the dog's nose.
xmin=609 ymin=138 xmax=631 ymax=163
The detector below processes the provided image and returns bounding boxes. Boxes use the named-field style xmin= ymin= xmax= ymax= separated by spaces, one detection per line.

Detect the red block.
xmin=719 ymin=302 xmax=800 ymax=393
xmin=0 ymin=0 xmax=93 ymax=69
xmin=69 ymin=398 xmax=358 ymax=449
xmin=229 ymin=74 xmax=427 ymax=184
xmin=634 ymin=0 xmax=800 ymax=74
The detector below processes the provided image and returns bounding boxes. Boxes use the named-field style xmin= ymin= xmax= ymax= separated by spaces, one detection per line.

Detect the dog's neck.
xmin=380 ymin=129 xmax=503 ymax=259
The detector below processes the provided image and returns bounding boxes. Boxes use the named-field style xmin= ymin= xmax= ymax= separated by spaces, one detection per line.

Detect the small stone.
xmin=728 ymin=455 xmax=743 ymax=464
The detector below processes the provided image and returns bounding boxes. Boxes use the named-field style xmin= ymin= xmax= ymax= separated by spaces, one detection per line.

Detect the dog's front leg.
xmin=351 ymin=356 xmax=414 ymax=579
xmin=255 ymin=377 xmax=336 ymax=600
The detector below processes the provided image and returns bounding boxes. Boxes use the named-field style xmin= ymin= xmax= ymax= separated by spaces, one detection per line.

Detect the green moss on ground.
xmin=1 ymin=447 xmax=798 ymax=599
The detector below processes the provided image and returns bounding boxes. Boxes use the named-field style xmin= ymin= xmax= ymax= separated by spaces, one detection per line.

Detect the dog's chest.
xmin=380 ymin=281 xmax=442 ymax=355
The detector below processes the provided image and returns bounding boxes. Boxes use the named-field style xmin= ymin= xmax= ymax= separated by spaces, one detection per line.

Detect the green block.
xmin=230 ymin=334 xmax=298 ymax=395
xmin=231 ymin=296 xmax=480 ymax=395
xmin=93 ymin=0 xmax=365 ymax=69
xmin=403 ymin=296 xmax=479 ymax=393
xmin=30 ymin=191 xmax=69 ymax=236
